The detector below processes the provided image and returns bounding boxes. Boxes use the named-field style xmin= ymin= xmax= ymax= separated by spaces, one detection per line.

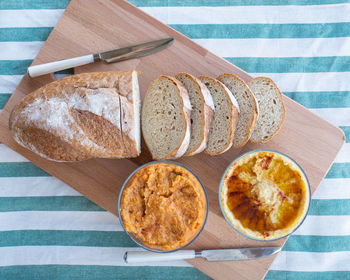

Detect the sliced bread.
xmin=175 ymin=73 xmax=214 ymax=156
xmin=217 ymin=73 xmax=258 ymax=148
xmin=247 ymin=77 xmax=285 ymax=143
xmin=141 ymin=75 xmax=192 ymax=160
xmin=198 ymin=76 xmax=239 ymax=155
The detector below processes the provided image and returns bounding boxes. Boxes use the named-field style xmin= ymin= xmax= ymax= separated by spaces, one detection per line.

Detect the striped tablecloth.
xmin=1 ymin=1 xmax=350 ymax=279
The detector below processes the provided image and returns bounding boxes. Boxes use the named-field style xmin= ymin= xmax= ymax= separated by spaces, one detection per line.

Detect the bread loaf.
xmin=141 ymin=75 xmax=191 ymax=160
xmin=9 ymin=70 xmax=140 ymax=161
xmin=175 ymin=73 xmax=214 ymax=156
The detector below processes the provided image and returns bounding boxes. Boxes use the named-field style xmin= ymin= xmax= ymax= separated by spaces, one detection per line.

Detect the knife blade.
xmin=27 ymin=38 xmax=174 ymax=78
xmin=124 ymin=247 xmax=281 ymax=263
xmin=96 ymin=37 xmax=174 ymax=63
xmin=200 ymin=247 xmax=281 ymax=261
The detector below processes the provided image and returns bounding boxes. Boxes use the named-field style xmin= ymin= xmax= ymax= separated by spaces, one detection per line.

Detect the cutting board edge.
xmin=0 ymin=0 xmax=346 ymax=279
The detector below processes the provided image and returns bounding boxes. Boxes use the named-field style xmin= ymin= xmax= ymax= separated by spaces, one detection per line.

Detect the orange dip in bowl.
xmin=220 ymin=150 xmax=310 ymax=241
xmin=119 ymin=161 xmax=208 ymax=251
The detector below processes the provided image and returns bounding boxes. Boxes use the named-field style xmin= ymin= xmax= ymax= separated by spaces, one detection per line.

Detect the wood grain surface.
xmin=0 ymin=0 xmax=345 ymax=279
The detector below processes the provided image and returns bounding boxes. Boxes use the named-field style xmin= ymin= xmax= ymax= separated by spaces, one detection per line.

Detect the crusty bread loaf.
xmin=198 ymin=76 xmax=239 ymax=155
xmin=175 ymin=73 xmax=214 ymax=156
xmin=141 ymin=75 xmax=191 ymax=160
xmin=9 ymin=70 xmax=140 ymax=161
xmin=248 ymin=77 xmax=285 ymax=143
xmin=217 ymin=73 xmax=258 ymax=148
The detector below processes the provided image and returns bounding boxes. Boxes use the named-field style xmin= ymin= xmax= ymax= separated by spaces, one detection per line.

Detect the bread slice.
xmin=175 ymin=73 xmax=214 ymax=156
xmin=141 ymin=75 xmax=191 ymax=160
xmin=119 ymin=70 xmax=141 ymax=157
xmin=217 ymin=73 xmax=258 ymax=148
xmin=198 ymin=76 xmax=239 ymax=155
xmin=9 ymin=70 xmax=140 ymax=161
xmin=247 ymin=77 xmax=285 ymax=143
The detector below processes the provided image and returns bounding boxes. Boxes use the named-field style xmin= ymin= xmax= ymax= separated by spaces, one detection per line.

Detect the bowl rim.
xmin=117 ymin=160 xmax=209 ymax=253
xmin=218 ymin=149 xmax=311 ymax=242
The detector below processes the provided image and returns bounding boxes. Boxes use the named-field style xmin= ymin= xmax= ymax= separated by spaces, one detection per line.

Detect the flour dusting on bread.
xmin=9 ymin=71 xmax=140 ymax=161
xmin=69 ymin=89 xmax=122 ymax=128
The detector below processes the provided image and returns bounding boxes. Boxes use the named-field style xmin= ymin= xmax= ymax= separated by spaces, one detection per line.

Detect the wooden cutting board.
xmin=0 ymin=0 xmax=345 ymax=279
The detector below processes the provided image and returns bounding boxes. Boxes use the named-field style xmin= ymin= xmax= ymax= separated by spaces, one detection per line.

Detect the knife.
xmin=124 ymin=247 xmax=281 ymax=263
xmin=27 ymin=37 xmax=174 ymax=78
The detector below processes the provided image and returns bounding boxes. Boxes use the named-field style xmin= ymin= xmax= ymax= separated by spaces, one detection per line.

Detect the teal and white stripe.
xmin=1 ymin=1 xmax=350 ymax=279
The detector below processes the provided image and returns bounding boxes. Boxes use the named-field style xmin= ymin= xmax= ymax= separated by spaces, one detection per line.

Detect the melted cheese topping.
xmin=221 ymin=151 xmax=310 ymax=240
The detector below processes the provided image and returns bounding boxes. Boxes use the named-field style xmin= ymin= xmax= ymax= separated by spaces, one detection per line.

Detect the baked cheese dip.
xmin=220 ymin=150 xmax=310 ymax=240
xmin=120 ymin=162 xmax=207 ymax=251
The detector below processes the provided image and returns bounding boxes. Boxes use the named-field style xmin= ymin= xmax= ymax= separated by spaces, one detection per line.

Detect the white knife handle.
xmin=125 ymin=250 xmax=196 ymax=263
xmin=27 ymin=54 xmax=95 ymax=78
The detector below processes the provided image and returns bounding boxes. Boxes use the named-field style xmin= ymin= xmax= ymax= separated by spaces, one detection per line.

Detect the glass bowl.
xmin=219 ymin=149 xmax=311 ymax=242
xmin=118 ymin=160 xmax=209 ymax=253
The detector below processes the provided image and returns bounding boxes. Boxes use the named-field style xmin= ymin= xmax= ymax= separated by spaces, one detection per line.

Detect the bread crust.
xmin=141 ymin=75 xmax=191 ymax=160
xmin=217 ymin=73 xmax=258 ymax=148
xmin=248 ymin=77 xmax=286 ymax=144
xmin=9 ymin=71 xmax=139 ymax=161
xmin=175 ymin=73 xmax=214 ymax=156
xmin=199 ymin=76 xmax=238 ymax=156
